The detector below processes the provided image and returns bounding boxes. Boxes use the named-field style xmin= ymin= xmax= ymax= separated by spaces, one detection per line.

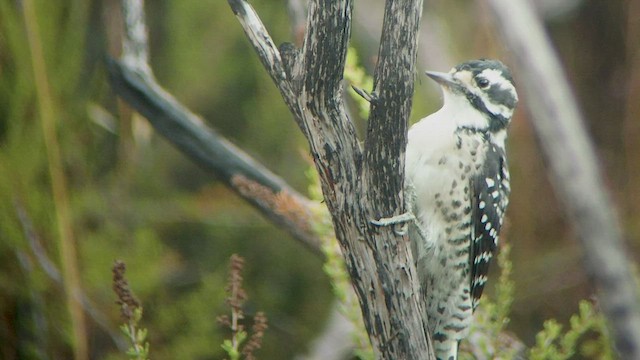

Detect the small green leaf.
xmin=136 ymin=328 xmax=148 ymax=343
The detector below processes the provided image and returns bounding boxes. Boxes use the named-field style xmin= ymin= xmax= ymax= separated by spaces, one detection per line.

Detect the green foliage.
xmin=345 ymin=48 xmax=374 ymax=119
xmin=464 ymin=243 xmax=519 ymax=359
xmin=305 ymin=126 xmax=615 ymax=360
xmin=120 ymin=308 xmax=150 ymax=360
xmin=466 ymin=242 xmax=615 ymax=360
xmin=529 ymin=300 xmax=615 ymax=360
xmin=0 ymin=1 xmax=328 ymax=358
xmin=112 ymin=261 xmax=150 ymax=360
xmin=0 ymin=1 xmax=631 ymax=359
xmin=492 ymin=243 xmax=516 ymax=330
xmin=217 ymin=254 xmax=268 ymax=360
xmin=221 ymin=334 xmax=246 ymax=360
xmin=479 ymin=243 xmax=515 ymax=336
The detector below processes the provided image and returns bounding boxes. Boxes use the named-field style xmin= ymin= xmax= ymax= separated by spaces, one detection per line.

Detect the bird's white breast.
xmin=405 ymin=105 xmax=487 ymax=256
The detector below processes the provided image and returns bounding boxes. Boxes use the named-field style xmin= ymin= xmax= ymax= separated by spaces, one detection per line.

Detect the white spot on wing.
xmin=474 ymin=251 xmax=493 ymax=264
xmin=473 ymin=275 xmax=488 ymax=286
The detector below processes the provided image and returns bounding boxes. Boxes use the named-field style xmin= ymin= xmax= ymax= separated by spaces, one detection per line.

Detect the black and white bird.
xmin=406 ymin=59 xmax=517 ymax=360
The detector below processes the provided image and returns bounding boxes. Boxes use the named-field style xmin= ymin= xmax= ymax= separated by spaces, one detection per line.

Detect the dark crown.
xmin=455 ymin=59 xmax=518 ymax=110
xmin=453 ymin=59 xmax=518 ymax=132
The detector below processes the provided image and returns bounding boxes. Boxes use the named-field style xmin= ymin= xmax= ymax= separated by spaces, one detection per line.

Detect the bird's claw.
xmin=371 ymin=212 xmax=416 ymax=236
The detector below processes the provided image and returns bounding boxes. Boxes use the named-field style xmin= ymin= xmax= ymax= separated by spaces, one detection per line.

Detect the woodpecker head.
xmin=427 ymin=59 xmax=518 ymax=133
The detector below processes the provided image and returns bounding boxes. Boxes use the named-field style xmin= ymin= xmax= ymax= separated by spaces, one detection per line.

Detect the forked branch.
xmin=227 ymin=0 xmax=432 ymax=358
xmin=110 ymin=0 xmax=432 ymax=357
xmin=227 ymin=0 xmax=292 ymax=97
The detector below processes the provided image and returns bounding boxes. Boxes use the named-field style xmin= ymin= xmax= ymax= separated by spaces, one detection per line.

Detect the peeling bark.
xmin=109 ymin=0 xmax=433 ymax=357
xmin=227 ymin=0 xmax=432 ymax=358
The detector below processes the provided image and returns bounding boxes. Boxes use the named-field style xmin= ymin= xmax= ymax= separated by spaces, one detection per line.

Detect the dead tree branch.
xmin=109 ymin=0 xmax=323 ymax=256
xmin=227 ymin=0 xmax=431 ymax=358
xmin=109 ymin=0 xmax=434 ymax=357
xmin=120 ymin=0 xmax=150 ymax=74
xmin=105 ymin=60 xmax=322 ymax=256
xmin=486 ymin=0 xmax=640 ymax=356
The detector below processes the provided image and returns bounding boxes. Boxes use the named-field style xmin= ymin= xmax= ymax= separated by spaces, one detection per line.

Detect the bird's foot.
xmin=370 ymin=212 xmax=416 ymax=236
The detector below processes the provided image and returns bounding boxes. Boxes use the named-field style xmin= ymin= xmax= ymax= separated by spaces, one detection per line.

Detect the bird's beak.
xmin=425 ymin=71 xmax=458 ymax=89
xmin=426 ymin=71 xmax=461 ymax=92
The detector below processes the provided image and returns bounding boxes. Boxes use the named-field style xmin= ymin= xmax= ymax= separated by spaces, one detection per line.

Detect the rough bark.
xmin=227 ymin=0 xmax=432 ymax=358
xmin=109 ymin=0 xmax=434 ymax=357
xmin=486 ymin=0 xmax=640 ymax=357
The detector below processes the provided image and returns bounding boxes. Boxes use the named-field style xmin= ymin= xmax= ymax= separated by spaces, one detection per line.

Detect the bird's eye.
xmin=476 ymin=78 xmax=490 ymax=89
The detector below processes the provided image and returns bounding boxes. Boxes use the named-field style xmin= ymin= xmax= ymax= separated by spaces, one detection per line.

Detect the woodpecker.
xmin=406 ymin=59 xmax=517 ymax=360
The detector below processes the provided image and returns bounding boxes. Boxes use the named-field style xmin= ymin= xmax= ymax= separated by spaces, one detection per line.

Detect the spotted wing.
xmin=469 ymin=144 xmax=510 ymax=310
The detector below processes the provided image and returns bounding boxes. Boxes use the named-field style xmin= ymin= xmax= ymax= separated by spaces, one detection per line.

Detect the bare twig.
xmin=22 ymin=1 xmax=87 ymax=357
xmin=111 ymin=0 xmax=325 ymax=256
xmin=227 ymin=0 xmax=294 ymax=104
xmin=105 ymin=60 xmax=322 ymax=256
xmin=121 ymin=0 xmax=150 ymax=74
xmin=486 ymin=0 xmax=640 ymax=356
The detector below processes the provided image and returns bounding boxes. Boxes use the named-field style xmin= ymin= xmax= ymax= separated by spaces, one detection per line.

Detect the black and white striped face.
xmin=427 ymin=59 xmax=518 ymax=133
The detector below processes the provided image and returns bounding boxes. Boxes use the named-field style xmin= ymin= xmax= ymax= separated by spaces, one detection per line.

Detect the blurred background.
xmin=0 ymin=0 xmax=638 ymax=359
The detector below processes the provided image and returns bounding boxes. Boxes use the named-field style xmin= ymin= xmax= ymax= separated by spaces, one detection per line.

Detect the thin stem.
xmin=121 ymin=0 xmax=150 ymax=74
xmin=230 ymin=282 xmax=240 ymax=349
xmin=106 ymin=60 xmax=323 ymax=255
xmin=22 ymin=1 xmax=87 ymax=359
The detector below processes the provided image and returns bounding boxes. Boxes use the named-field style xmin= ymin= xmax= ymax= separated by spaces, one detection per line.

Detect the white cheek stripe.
xmin=483 ymin=99 xmax=513 ymax=118
xmin=480 ymin=68 xmax=518 ymax=102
